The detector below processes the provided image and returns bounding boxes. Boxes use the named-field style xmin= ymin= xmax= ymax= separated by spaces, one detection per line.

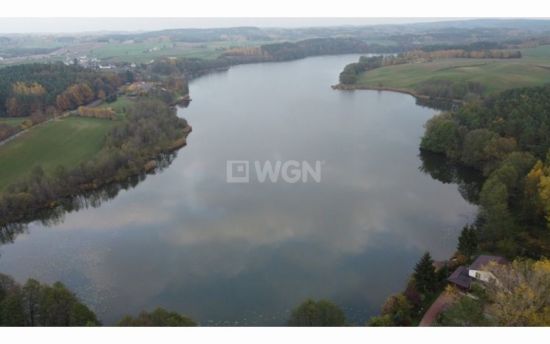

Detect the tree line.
xmin=0 ymin=63 xmax=133 ymax=117
xmin=410 ymin=49 xmax=522 ymax=59
xmin=416 ymin=79 xmax=485 ymax=100
xmin=1 ymin=270 xmax=350 ymax=326
xmin=420 ymin=41 xmax=507 ymax=52
xmin=261 ymin=37 xmax=369 ymax=61
xmin=367 ymin=83 xmax=550 ymax=327
xmin=77 ymin=106 xmax=117 ymax=120
xmin=0 ymin=98 xmax=190 ymax=227
xmin=146 ymin=37 xmax=371 ymax=82
xmin=421 ymin=84 xmax=550 ymax=258
xmin=339 ymin=55 xmax=388 ymax=84
xmin=0 ymin=272 xmax=197 ymax=326
xmin=0 ymin=273 xmax=99 ymax=326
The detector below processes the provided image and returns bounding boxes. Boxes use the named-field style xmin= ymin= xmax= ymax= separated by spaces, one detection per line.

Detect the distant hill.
xmin=103 ymin=26 xmax=271 ymax=43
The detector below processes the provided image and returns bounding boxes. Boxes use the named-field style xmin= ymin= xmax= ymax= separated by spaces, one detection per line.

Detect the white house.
xmin=468 ymin=255 xmax=508 ymax=283
xmin=448 ymin=255 xmax=508 ymax=290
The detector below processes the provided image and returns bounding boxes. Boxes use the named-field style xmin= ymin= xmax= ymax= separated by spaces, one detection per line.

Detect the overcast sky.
xmin=0 ymin=18 xmax=468 ymax=34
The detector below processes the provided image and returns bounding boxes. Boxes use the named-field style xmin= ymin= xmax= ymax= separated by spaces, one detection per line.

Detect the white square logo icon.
xmin=226 ymin=160 xmax=250 ymax=183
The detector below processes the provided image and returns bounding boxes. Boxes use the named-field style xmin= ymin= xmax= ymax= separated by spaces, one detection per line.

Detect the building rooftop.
xmin=447 ymin=266 xmax=472 ymax=289
xmin=470 ymin=255 xmax=508 ymax=271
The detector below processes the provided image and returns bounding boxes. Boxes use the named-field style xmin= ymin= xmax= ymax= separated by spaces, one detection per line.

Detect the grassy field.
xmin=354 ymin=45 xmax=550 ymax=95
xmin=88 ymin=41 xmax=228 ymax=63
xmin=0 ymin=117 xmax=26 ymax=128
xmin=0 ymin=38 xmax=274 ymax=66
xmin=0 ymin=117 xmax=116 ymax=192
xmin=87 ymin=39 xmax=274 ymax=63
xmin=87 ymin=42 xmax=204 ymax=63
xmin=99 ymin=95 xmax=134 ymax=119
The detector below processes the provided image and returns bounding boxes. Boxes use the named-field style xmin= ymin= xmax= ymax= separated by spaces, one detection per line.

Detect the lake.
xmin=0 ymin=55 xmax=477 ymax=325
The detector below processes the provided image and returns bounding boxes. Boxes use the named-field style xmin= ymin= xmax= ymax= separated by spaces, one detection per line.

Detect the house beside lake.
xmin=420 ymin=255 xmax=509 ymax=326
xmin=447 ymin=255 xmax=509 ymax=290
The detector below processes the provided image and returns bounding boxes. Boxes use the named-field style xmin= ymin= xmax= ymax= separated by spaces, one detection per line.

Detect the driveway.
xmin=419 ymin=292 xmax=456 ymax=326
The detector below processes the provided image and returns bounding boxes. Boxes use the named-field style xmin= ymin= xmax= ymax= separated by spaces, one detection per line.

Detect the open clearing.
xmin=0 ymin=116 xmax=116 ymax=191
xmin=0 ymin=117 xmax=26 ymax=128
xmin=87 ymin=40 xmax=271 ymax=63
xmin=355 ymin=45 xmax=550 ymax=94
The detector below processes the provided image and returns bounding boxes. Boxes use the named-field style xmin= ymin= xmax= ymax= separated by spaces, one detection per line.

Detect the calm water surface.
xmin=0 ymin=55 xmax=476 ymax=325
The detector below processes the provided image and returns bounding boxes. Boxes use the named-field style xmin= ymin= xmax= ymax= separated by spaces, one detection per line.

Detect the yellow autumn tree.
xmin=525 ymin=159 xmax=550 ymax=228
xmin=525 ymin=161 xmax=545 ymax=214
xmin=485 ymin=259 xmax=550 ymax=326
xmin=6 ymin=82 xmax=47 ymax=116
xmin=539 ymin=173 xmax=550 ymax=223
xmin=77 ymin=106 xmax=116 ymax=120
xmin=55 ymin=83 xmax=96 ymax=112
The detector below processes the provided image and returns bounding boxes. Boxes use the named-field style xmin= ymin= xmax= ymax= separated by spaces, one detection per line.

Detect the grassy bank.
xmin=0 ymin=116 xmax=117 ymax=192
xmin=348 ymin=45 xmax=550 ymax=96
xmin=0 ymin=117 xmax=26 ymax=128
xmin=0 ymin=98 xmax=190 ymax=226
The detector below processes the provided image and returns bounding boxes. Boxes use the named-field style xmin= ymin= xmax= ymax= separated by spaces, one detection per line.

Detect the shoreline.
xmin=77 ymin=123 xmax=192 ymax=192
xmin=332 ymin=83 xmax=473 ymax=326
xmin=0 ymin=123 xmax=192 ymax=227
xmin=332 ymin=83 xmax=430 ymax=99
xmin=331 ymin=83 xmax=465 ymax=106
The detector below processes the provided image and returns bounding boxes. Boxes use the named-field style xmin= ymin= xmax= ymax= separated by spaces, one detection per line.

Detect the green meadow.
xmin=355 ymin=45 xmax=550 ymax=95
xmin=0 ymin=116 xmax=116 ymax=191
xmin=0 ymin=117 xmax=26 ymax=128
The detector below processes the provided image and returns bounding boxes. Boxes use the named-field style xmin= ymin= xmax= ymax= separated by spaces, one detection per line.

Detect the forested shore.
xmin=420 ymin=84 xmax=550 ymax=256
xmin=365 ymin=83 xmax=550 ymax=326
xmin=148 ymin=37 xmax=371 ymax=80
xmin=1 ymin=269 xmax=351 ymax=326
xmin=0 ymin=99 xmax=191 ymax=227
xmin=0 ymin=272 xmax=197 ymax=326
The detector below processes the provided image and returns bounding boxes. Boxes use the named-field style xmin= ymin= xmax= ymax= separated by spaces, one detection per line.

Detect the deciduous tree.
xmin=485 ymin=259 xmax=550 ymax=326
xmin=288 ymin=299 xmax=346 ymax=326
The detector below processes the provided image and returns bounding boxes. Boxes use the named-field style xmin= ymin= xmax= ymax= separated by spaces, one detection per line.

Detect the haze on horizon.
xmin=0 ymin=17 xmax=473 ymax=34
